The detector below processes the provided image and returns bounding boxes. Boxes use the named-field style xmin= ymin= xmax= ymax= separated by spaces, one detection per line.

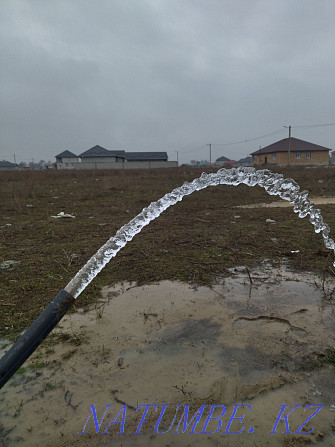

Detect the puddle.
xmin=0 ymin=263 xmax=334 ymax=446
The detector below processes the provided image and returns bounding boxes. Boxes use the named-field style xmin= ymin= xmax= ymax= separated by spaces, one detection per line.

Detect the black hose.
xmin=0 ymin=289 xmax=75 ymax=389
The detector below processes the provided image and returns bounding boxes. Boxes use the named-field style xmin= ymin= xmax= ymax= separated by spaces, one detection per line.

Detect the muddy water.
xmin=0 ymin=263 xmax=334 ymax=446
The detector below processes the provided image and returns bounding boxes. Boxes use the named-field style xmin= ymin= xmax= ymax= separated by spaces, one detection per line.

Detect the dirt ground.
xmin=0 ymin=165 xmax=334 ymax=445
xmin=0 ymin=165 xmax=334 ymax=339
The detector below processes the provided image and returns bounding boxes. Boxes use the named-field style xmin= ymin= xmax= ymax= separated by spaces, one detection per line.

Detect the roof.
xmin=0 ymin=160 xmax=17 ymax=168
xmin=125 ymin=152 xmax=168 ymax=161
xmin=223 ymin=160 xmax=238 ymax=164
xmin=250 ymin=138 xmax=332 ymax=156
xmin=55 ymin=150 xmax=78 ymax=158
xmin=216 ymin=155 xmax=229 ymax=162
xmin=80 ymin=145 xmax=126 ymax=158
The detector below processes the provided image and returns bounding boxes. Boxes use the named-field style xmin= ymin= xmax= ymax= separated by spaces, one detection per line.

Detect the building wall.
xmin=57 ymin=157 xmax=79 ymax=163
xmin=125 ymin=161 xmax=175 ymax=169
xmin=252 ymin=151 xmax=329 ymax=166
xmin=81 ymin=156 xmax=118 ymax=163
xmin=57 ymin=161 xmax=178 ymax=170
xmin=56 ymin=162 xmax=78 ymax=169
xmin=0 ymin=166 xmax=18 ymax=170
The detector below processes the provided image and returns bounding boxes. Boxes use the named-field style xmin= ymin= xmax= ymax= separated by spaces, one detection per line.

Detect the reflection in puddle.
xmin=0 ymin=263 xmax=334 ymax=446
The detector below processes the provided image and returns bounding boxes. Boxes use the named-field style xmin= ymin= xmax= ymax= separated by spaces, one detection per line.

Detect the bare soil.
xmin=0 ymin=165 xmax=334 ymax=339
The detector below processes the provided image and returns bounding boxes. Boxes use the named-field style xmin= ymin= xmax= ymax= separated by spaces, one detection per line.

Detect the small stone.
xmin=0 ymin=260 xmax=21 ymax=270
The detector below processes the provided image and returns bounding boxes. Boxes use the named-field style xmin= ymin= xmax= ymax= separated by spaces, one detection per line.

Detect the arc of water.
xmin=65 ymin=167 xmax=335 ymax=299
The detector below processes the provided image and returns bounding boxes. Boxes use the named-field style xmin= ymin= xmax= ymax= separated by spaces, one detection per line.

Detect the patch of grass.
xmin=308 ymin=348 xmax=335 ymax=368
xmin=16 ymin=366 xmax=27 ymax=375
xmin=45 ymin=331 xmax=88 ymax=347
xmin=43 ymin=381 xmax=59 ymax=392
xmin=29 ymin=361 xmax=47 ymax=369
xmin=45 ymin=347 xmax=55 ymax=355
xmin=13 ymin=399 xmax=24 ymax=417
xmin=61 ymin=349 xmax=77 ymax=360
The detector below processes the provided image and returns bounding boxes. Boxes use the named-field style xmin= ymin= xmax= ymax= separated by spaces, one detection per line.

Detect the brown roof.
xmin=250 ymin=138 xmax=332 ymax=156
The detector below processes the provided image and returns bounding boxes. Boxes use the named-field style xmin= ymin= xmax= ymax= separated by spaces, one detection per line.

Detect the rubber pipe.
xmin=0 ymin=289 xmax=75 ymax=389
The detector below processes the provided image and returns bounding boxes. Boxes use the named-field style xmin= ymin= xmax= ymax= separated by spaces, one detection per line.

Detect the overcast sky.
xmin=1 ymin=0 xmax=335 ymax=164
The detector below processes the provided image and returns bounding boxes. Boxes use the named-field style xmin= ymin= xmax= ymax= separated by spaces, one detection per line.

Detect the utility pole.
xmin=283 ymin=125 xmax=291 ymax=166
xmin=176 ymin=150 xmax=179 ymax=166
xmin=207 ymin=143 xmax=212 ymax=164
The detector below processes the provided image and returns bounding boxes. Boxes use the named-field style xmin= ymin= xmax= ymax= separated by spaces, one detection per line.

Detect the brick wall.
xmin=252 ymin=151 xmax=329 ymax=166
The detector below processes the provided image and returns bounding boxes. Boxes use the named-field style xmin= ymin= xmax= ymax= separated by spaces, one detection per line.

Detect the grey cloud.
xmin=1 ymin=0 xmax=334 ymax=163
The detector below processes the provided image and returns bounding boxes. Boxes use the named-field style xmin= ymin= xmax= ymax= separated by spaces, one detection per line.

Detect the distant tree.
xmin=28 ymin=160 xmax=48 ymax=170
xmin=29 ymin=161 xmax=37 ymax=170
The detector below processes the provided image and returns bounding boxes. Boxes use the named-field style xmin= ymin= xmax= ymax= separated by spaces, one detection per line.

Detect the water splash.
xmin=65 ymin=167 xmax=335 ymax=298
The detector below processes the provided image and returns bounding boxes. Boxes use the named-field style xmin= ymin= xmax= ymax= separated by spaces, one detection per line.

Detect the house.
xmin=125 ymin=152 xmax=172 ymax=168
xmin=251 ymin=138 xmax=331 ymax=166
xmin=216 ymin=156 xmax=230 ymax=163
xmin=215 ymin=155 xmax=250 ymax=167
xmin=80 ymin=145 xmax=126 ymax=163
xmin=55 ymin=145 xmax=177 ymax=169
xmin=125 ymin=152 xmax=167 ymax=162
xmin=55 ymin=150 xmax=79 ymax=164
xmin=0 ymin=160 xmax=18 ymax=170
xmin=215 ymin=156 xmax=229 ymax=166
xmin=237 ymin=156 xmax=252 ymax=166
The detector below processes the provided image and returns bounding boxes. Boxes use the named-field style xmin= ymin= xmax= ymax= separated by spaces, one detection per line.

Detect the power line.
xmin=292 ymin=122 xmax=335 ymax=129
xmin=180 ymin=121 xmax=335 ymax=153
xmin=170 ymin=121 xmax=335 ymax=156
xmin=181 ymin=145 xmax=207 ymax=154
xmin=178 ymin=129 xmax=285 ymax=154
xmin=211 ymin=128 xmax=286 ymax=146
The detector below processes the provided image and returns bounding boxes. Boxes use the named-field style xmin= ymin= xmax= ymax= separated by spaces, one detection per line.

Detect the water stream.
xmin=65 ymin=167 xmax=335 ymax=299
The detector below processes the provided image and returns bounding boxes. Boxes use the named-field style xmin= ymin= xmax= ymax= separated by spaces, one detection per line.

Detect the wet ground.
xmin=0 ymin=261 xmax=334 ymax=446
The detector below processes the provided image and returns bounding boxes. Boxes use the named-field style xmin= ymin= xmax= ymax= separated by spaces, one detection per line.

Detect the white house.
xmin=80 ymin=145 xmax=126 ymax=163
xmin=55 ymin=150 xmax=80 ymax=164
xmin=0 ymin=160 xmax=18 ymax=170
xmin=55 ymin=145 xmax=177 ymax=169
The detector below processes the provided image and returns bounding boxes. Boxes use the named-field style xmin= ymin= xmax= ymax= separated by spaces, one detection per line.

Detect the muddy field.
xmin=0 ymin=165 xmax=334 ymax=445
xmin=0 ymin=165 xmax=334 ymax=338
